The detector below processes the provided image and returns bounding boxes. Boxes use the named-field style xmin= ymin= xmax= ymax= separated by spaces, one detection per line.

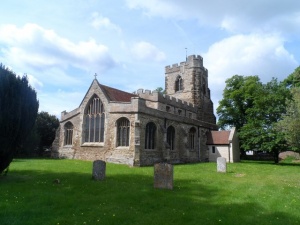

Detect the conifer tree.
xmin=0 ymin=64 xmax=39 ymax=174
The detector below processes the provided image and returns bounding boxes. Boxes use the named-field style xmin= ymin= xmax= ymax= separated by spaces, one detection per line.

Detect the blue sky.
xmin=0 ymin=0 xmax=299 ymax=118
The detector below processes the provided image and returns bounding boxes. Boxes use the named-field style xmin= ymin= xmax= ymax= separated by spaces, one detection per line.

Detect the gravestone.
xmin=217 ymin=157 xmax=227 ymax=173
xmin=154 ymin=163 xmax=173 ymax=190
xmin=92 ymin=160 xmax=106 ymax=181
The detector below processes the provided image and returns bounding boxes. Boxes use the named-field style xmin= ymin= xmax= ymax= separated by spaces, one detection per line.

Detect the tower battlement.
xmin=165 ymin=55 xmax=204 ymax=73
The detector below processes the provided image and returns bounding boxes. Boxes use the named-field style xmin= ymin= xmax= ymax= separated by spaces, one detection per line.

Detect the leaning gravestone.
xmin=92 ymin=160 xmax=106 ymax=181
xmin=217 ymin=157 xmax=227 ymax=173
xmin=154 ymin=163 xmax=173 ymax=190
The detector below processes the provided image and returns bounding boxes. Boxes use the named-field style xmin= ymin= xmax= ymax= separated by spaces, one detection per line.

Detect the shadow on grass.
xmin=1 ymin=168 xmax=299 ymax=225
xmin=277 ymin=162 xmax=300 ymax=167
xmin=240 ymin=160 xmax=277 ymax=165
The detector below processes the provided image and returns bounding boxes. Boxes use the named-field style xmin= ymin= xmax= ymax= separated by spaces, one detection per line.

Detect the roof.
xmin=206 ymin=130 xmax=231 ymax=145
xmin=99 ymin=83 xmax=137 ymax=102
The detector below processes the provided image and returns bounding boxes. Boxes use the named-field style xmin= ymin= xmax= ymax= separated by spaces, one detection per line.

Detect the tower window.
xmin=175 ymin=76 xmax=183 ymax=92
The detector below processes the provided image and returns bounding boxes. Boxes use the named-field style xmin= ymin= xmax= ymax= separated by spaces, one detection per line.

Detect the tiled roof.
xmin=99 ymin=84 xmax=137 ymax=102
xmin=206 ymin=130 xmax=231 ymax=145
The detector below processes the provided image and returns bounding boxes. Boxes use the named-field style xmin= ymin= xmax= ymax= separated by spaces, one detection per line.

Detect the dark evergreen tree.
xmin=35 ymin=111 xmax=59 ymax=155
xmin=0 ymin=64 xmax=39 ymax=174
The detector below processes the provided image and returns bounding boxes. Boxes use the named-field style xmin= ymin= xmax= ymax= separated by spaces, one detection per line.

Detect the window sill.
xmin=115 ymin=146 xmax=129 ymax=149
xmin=81 ymin=142 xmax=104 ymax=147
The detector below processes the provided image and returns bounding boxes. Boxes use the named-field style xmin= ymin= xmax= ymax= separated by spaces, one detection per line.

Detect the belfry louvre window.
xmin=189 ymin=127 xmax=196 ymax=150
xmin=175 ymin=76 xmax=183 ymax=92
xmin=84 ymin=96 xmax=105 ymax=142
xmin=64 ymin=122 xmax=74 ymax=145
xmin=145 ymin=122 xmax=156 ymax=149
xmin=167 ymin=126 xmax=175 ymax=150
xmin=117 ymin=118 xmax=130 ymax=147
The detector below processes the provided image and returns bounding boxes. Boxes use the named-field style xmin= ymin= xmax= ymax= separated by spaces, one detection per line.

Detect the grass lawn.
xmin=1 ymin=159 xmax=300 ymax=225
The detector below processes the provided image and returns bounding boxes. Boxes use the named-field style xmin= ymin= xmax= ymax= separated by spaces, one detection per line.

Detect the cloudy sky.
xmin=1 ymin=0 xmax=299 ymax=119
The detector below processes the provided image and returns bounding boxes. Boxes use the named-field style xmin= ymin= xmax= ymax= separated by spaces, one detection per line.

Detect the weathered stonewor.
xmin=92 ymin=160 xmax=106 ymax=180
xmin=217 ymin=157 xmax=226 ymax=173
xmin=154 ymin=163 xmax=173 ymax=190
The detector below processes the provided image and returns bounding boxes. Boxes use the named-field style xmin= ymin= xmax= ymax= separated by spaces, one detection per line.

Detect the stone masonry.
xmin=51 ymin=55 xmax=218 ymax=166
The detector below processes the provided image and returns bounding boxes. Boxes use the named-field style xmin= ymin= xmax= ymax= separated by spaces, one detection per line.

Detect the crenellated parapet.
xmin=133 ymin=89 xmax=196 ymax=112
xmin=165 ymin=55 xmax=205 ymax=73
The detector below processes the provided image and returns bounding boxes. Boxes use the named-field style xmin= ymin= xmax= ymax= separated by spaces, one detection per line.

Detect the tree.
xmin=16 ymin=111 xmax=59 ymax=157
xmin=0 ymin=64 xmax=39 ymax=174
xmin=154 ymin=87 xmax=165 ymax=94
xmin=239 ymin=78 xmax=290 ymax=163
xmin=282 ymin=66 xmax=300 ymax=88
xmin=35 ymin=111 xmax=59 ymax=155
xmin=217 ymin=75 xmax=262 ymax=131
xmin=217 ymin=75 xmax=290 ymax=163
xmin=276 ymin=88 xmax=300 ymax=151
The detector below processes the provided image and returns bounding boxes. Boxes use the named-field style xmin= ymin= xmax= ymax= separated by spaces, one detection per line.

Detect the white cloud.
xmin=126 ymin=0 xmax=300 ymax=34
xmin=90 ymin=12 xmax=122 ymax=33
xmin=203 ymin=33 xmax=298 ymax=110
xmin=131 ymin=41 xmax=166 ymax=62
xmin=27 ymin=74 xmax=43 ymax=91
xmin=0 ymin=23 xmax=116 ymax=73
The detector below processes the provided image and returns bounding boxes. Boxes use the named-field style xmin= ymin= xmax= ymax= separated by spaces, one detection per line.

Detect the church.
xmin=51 ymin=55 xmax=240 ymax=166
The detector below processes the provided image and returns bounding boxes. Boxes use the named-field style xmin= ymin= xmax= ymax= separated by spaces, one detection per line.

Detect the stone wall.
xmin=52 ymin=55 xmax=218 ymax=166
xmin=164 ymin=55 xmax=215 ymax=124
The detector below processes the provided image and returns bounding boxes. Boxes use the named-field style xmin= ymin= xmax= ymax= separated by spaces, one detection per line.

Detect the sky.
xmin=0 ymin=0 xmax=299 ymax=119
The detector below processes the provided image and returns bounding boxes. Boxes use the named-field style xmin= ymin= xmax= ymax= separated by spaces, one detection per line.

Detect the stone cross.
xmin=94 ymin=73 xmax=98 ymax=80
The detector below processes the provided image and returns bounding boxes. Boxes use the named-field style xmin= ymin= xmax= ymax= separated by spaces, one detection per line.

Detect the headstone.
xmin=154 ymin=163 xmax=173 ymax=190
xmin=92 ymin=160 xmax=106 ymax=181
xmin=217 ymin=157 xmax=227 ymax=173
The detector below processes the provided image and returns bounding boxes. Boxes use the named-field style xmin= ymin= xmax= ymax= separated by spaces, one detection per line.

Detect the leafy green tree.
xmin=0 ymin=64 xmax=39 ymax=174
xmin=283 ymin=66 xmax=300 ymax=88
xmin=35 ymin=111 xmax=59 ymax=155
xmin=17 ymin=111 xmax=59 ymax=157
xmin=217 ymin=75 xmax=290 ymax=163
xmin=276 ymin=88 xmax=300 ymax=151
xmin=154 ymin=87 xmax=165 ymax=94
xmin=217 ymin=75 xmax=262 ymax=131
xmin=239 ymin=78 xmax=290 ymax=163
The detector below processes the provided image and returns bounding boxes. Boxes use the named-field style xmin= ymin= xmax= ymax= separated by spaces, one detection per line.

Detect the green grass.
xmin=1 ymin=159 xmax=300 ymax=225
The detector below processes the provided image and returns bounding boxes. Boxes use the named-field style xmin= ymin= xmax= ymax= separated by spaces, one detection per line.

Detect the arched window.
xmin=145 ymin=122 xmax=156 ymax=149
xmin=167 ymin=126 xmax=175 ymax=150
xmin=64 ymin=122 xmax=74 ymax=145
xmin=84 ymin=95 xmax=105 ymax=143
xmin=117 ymin=117 xmax=130 ymax=147
xmin=175 ymin=76 xmax=183 ymax=92
xmin=189 ymin=127 xmax=196 ymax=150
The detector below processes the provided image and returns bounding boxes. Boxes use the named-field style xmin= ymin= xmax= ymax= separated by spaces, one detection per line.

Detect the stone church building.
xmin=52 ymin=55 xmax=230 ymax=166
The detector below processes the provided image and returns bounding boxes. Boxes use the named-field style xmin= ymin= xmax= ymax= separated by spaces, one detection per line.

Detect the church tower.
xmin=165 ymin=55 xmax=216 ymax=124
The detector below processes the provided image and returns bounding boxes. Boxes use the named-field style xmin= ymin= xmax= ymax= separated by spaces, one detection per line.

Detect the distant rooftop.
xmin=206 ymin=130 xmax=231 ymax=145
